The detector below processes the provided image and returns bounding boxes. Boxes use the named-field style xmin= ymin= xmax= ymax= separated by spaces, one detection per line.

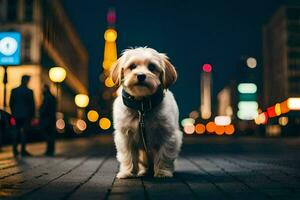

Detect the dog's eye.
xmin=148 ymin=63 xmax=156 ymax=72
xmin=129 ymin=64 xmax=137 ymax=70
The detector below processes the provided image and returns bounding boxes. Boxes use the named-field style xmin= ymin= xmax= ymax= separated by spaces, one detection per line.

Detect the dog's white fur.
xmin=110 ymin=47 xmax=182 ymax=178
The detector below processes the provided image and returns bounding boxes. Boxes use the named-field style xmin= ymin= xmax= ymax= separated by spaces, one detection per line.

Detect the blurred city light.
xmin=107 ymin=9 xmax=116 ymax=24
xmin=195 ymin=123 xmax=205 ymax=134
xmin=275 ymin=103 xmax=281 ymax=116
xmin=280 ymin=100 xmax=290 ymax=114
xmin=201 ymin=67 xmax=212 ymax=119
xmin=202 ymin=63 xmax=212 ymax=73
xmin=76 ymin=119 xmax=87 ymax=132
xmin=56 ymin=119 xmax=65 ymax=130
xmin=214 ymin=116 xmax=231 ymax=126
xmin=189 ymin=110 xmax=199 ymax=119
xmin=238 ymin=101 xmax=258 ymax=110
xmin=104 ymin=28 xmax=117 ymax=42
xmin=181 ymin=118 xmax=195 ymax=127
xmin=246 ymin=57 xmax=257 ymax=68
xmin=279 ymin=116 xmax=288 ymax=126
xmin=267 ymin=106 xmax=276 ymax=118
xmin=99 ymin=117 xmax=111 ymax=130
xmin=74 ymin=94 xmax=89 ymax=108
xmin=287 ymin=98 xmax=300 ymax=110
xmin=104 ymin=77 xmax=115 ymax=87
xmin=237 ymin=83 xmax=257 ymax=94
xmin=206 ymin=121 xmax=216 ymax=133
xmin=237 ymin=109 xmax=258 ymax=120
xmin=224 ymin=125 xmax=235 ymax=135
xmin=49 ymin=67 xmax=67 ymax=83
xmin=87 ymin=110 xmax=99 ymax=122
xmin=258 ymin=112 xmax=268 ymax=124
xmin=184 ymin=124 xmax=195 ymax=134
xmin=215 ymin=126 xmax=225 ymax=135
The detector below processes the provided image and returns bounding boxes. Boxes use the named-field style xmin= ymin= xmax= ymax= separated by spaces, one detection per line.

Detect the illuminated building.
xmin=263 ymin=6 xmax=300 ymax=135
xmin=200 ymin=64 xmax=212 ymax=119
xmin=0 ymin=0 xmax=88 ymax=116
xmin=217 ymin=87 xmax=233 ymax=117
xmin=263 ymin=6 xmax=300 ymax=107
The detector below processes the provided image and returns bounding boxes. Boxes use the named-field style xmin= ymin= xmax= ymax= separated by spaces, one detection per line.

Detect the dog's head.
xmin=110 ymin=47 xmax=177 ymax=98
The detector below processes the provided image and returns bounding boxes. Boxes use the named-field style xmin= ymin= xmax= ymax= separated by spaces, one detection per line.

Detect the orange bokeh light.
xmin=206 ymin=122 xmax=215 ymax=133
xmin=195 ymin=123 xmax=205 ymax=134
xmin=215 ymin=126 xmax=225 ymax=135
xmin=225 ymin=124 xmax=235 ymax=135
xmin=280 ymin=100 xmax=290 ymax=114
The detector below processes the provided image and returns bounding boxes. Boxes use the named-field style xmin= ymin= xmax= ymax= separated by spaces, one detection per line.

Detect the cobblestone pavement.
xmin=1 ymin=135 xmax=300 ymax=200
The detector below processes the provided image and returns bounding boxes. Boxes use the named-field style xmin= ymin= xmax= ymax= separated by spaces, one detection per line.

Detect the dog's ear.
xmin=161 ymin=54 xmax=177 ymax=88
xmin=110 ymin=60 xmax=121 ymax=86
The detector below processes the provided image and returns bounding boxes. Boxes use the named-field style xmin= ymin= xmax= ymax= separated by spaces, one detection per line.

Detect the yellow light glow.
xmin=246 ymin=57 xmax=257 ymax=68
xmin=0 ymin=65 xmax=42 ymax=109
xmin=184 ymin=125 xmax=195 ymax=134
xmin=49 ymin=67 xmax=67 ymax=83
xmin=103 ymin=42 xmax=117 ymax=70
xmin=99 ymin=117 xmax=111 ymax=130
xmin=287 ymin=98 xmax=300 ymax=110
xmin=275 ymin=103 xmax=281 ymax=116
xmin=254 ymin=116 xmax=260 ymax=125
xmin=104 ymin=77 xmax=115 ymax=87
xmin=87 ymin=110 xmax=99 ymax=122
xmin=74 ymin=94 xmax=89 ymax=108
xmin=278 ymin=116 xmax=288 ymax=126
xmin=76 ymin=119 xmax=87 ymax=131
xmin=214 ymin=116 xmax=231 ymax=126
xmin=104 ymin=28 xmax=117 ymax=42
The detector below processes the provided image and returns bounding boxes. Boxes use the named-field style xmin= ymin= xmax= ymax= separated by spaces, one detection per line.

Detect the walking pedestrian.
xmin=39 ymin=85 xmax=57 ymax=156
xmin=9 ymin=75 xmax=35 ymax=157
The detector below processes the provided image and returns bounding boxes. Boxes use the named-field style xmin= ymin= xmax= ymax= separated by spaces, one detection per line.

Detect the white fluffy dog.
xmin=110 ymin=47 xmax=182 ymax=178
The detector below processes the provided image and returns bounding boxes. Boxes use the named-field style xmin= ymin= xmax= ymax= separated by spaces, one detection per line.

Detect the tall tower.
xmin=200 ymin=64 xmax=212 ymax=119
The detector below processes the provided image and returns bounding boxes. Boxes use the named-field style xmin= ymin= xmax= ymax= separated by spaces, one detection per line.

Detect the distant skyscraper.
xmin=200 ymin=64 xmax=212 ymax=119
xmin=263 ymin=6 xmax=300 ymax=135
xmin=263 ymin=6 xmax=300 ymax=107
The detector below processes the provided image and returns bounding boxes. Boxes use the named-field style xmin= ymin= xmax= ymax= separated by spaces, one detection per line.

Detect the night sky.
xmin=61 ymin=0 xmax=289 ymax=118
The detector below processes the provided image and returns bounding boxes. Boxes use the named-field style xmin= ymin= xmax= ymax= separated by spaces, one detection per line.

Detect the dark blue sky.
xmin=62 ymin=0 xmax=289 ymax=117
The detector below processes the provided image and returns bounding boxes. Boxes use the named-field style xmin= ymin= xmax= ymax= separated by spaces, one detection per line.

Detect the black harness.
xmin=122 ymin=87 xmax=164 ymax=156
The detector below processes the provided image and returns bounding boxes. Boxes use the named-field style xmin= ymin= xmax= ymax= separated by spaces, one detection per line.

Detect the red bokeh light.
xmin=202 ymin=64 xmax=212 ymax=73
xmin=107 ymin=9 xmax=116 ymax=24
xmin=10 ymin=117 xmax=16 ymax=126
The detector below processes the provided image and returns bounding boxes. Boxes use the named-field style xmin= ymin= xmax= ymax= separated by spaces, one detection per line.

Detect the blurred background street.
xmin=0 ymin=0 xmax=300 ymax=199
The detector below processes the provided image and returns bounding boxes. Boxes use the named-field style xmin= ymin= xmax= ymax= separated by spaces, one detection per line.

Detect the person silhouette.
xmin=39 ymin=85 xmax=57 ymax=156
xmin=9 ymin=75 xmax=35 ymax=157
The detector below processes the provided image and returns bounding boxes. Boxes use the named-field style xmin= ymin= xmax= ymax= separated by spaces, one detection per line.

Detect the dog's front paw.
xmin=116 ymin=171 xmax=134 ymax=179
xmin=154 ymin=170 xmax=173 ymax=178
xmin=137 ymin=169 xmax=148 ymax=177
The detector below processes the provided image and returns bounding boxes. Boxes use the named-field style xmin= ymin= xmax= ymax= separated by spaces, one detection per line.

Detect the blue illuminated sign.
xmin=0 ymin=32 xmax=21 ymax=65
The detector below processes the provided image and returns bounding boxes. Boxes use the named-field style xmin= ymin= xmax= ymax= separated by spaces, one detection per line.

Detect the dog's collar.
xmin=122 ymin=86 xmax=164 ymax=112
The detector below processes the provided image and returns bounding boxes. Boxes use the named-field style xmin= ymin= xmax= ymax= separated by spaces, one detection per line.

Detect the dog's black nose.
xmin=137 ymin=74 xmax=146 ymax=82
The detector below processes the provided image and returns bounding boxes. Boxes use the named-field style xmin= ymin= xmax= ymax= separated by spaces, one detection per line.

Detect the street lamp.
xmin=49 ymin=67 xmax=67 ymax=111
xmin=74 ymin=94 xmax=89 ymax=108
xmin=49 ymin=67 xmax=67 ymax=83
xmin=74 ymin=94 xmax=89 ymax=119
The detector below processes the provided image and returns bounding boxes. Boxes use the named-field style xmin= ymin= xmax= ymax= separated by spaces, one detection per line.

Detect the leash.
xmin=121 ymin=85 xmax=164 ymax=167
